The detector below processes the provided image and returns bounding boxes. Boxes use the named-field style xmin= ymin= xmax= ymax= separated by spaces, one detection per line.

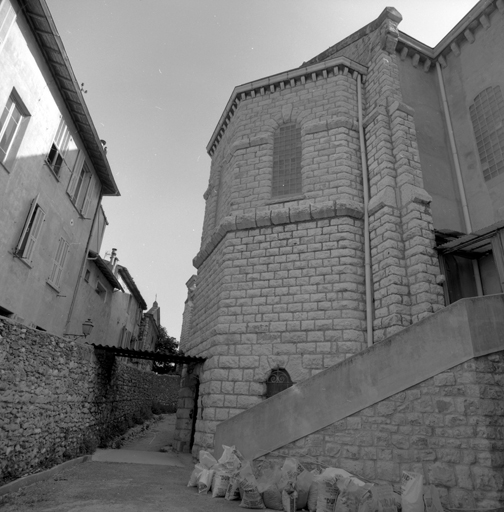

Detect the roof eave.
xmin=117 ymin=266 xmax=148 ymax=310
xmin=88 ymin=251 xmax=123 ymax=290
xmin=20 ymin=0 xmax=120 ymax=196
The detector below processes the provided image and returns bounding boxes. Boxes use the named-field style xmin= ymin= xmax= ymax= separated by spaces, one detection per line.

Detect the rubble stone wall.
xmin=0 ymin=317 xmax=180 ymax=482
xmin=262 ymin=352 xmax=504 ymax=511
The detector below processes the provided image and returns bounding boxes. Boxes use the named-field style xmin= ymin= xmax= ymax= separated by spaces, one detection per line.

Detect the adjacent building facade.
xmin=0 ymin=0 xmax=120 ymax=336
xmin=0 ymin=0 xmax=158 ymax=352
xmin=175 ymin=0 xmax=504 ymax=456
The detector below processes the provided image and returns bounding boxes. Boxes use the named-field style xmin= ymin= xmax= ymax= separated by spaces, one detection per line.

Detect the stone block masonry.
xmin=178 ymin=7 xmax=445 ymax=455
xmin=263 ymin=352 xmax=504 ymax=511
xmin=0 ymin=317 xmax=179 ymax=482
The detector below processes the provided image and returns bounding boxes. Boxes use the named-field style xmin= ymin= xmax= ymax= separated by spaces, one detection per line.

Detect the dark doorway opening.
xmin=189 ymin=376 xmax=200 ymax=450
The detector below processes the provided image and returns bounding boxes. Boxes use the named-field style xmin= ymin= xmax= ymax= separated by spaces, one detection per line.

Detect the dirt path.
xmin=120 ymin=412 xmax=176 ymax=452
xmin=0 ymin=414 xmax=249 ymax=512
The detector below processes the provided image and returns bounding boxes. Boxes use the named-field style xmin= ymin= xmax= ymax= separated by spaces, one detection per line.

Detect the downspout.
xmin=436 ymin=62 xmax=483 ymax=296
xmin=64 ymin=192 xmax=104 ymax=335
xmin=357 ymin=73 xmax=374 ymax=347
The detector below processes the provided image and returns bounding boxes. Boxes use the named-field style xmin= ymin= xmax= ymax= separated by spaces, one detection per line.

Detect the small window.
xmin=15 ymin=196 xmax=46 ymax=266
xmin=47 ymin=237 xmax=70 ymax=290
xmin=46 ymin=118 xmax=71 ymax=177
xmin=265 ymin=368 xmax=293 ymax=398
xmin=272 ymin=123 xmax=302 ymax=197
xmin=0 ymin=90 xmax=30 ymax=169
xmin=84 ymin=269 xmax=90 ymax=282
xmin=95 ymin=280 xmax=107 ymax=302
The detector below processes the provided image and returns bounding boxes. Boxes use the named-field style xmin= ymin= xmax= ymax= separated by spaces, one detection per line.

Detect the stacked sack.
xmin=187 ymin=445 xmax=244 ymax=497
xmin=188 ymin=450 xmax=444 ymax=512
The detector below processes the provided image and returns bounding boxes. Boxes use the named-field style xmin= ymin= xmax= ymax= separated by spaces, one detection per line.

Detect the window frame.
xmin=14 ymin=195 xmax=46 ymax=266
xmin=95 ymin=280 xmax=107 ymax=302
xmin=0 ymin=89 xmax=30 ymax=171
xmin=271 ymin=122 xmax=303 ymax=198
xmin=469 ymin=86 xmax=504 ymax=182
xmin=45 ymin=118 xmax=71 ymax=178
xmin=265 ymin=368 xmax=293 ymax=398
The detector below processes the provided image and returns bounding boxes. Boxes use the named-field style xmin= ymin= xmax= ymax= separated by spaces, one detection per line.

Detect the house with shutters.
xmin=0 ymin=0 xmax=122 ymax=338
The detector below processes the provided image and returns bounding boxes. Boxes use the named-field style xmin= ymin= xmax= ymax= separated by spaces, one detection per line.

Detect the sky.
xmin=45 ymin=0 xmax=478 ymax=339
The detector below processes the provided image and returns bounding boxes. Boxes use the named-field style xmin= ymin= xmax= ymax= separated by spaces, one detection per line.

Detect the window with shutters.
xmin=0 ymin=0 xmax=16 ymax=52
xmin=469 ymin=86 xmax=504 ymax=182
xmin=46 ymin=118 xmax=71 ymax=178
xmin=0 ymin=90 xmax=30 ymax=170
xmin=47 ymin=237 xmax=69 ymax=290
xmin=15 ymin=196 xmax=46 ymax=266
xmin=272 ymin=123 xmax=302 ymax=197
xmin=67 ymin=159 xmax=95 ymax=217
xmin=95 ymin=280 xmax=107 ymax=302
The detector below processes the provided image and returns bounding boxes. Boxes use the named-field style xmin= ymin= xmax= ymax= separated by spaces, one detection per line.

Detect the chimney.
xmin=110 ymin=248 xmax=118 ymax=273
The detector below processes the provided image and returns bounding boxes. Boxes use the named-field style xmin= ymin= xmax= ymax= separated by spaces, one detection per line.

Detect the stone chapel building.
xmin=175 ymin=3 xmax=504 ymax=504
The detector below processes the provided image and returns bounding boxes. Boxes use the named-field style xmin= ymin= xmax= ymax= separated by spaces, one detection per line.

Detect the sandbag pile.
xmin=188 ymin=450 xmax=444 ymax=512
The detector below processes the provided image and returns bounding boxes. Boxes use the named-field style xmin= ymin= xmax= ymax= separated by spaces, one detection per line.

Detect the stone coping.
xmin=193 ymin=198 xmax=364 ymax=269
xmin=207 ymin=55 xmax=367 ymax=156
xmin=213 ymin=294 xmax=504 ymax=460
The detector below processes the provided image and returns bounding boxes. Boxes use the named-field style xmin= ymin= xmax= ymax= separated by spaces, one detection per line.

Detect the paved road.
xmin=0 ymin=414 xmax=248 ymax=512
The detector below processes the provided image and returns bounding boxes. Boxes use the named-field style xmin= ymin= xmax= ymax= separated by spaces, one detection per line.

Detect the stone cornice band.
xmin=193 ymin=198 xmax=364 ymax=269
xmin=396 ymin=0 xmax=503 ymax=71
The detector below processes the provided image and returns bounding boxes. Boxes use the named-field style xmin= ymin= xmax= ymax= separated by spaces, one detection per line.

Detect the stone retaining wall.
xmin=0 ymin=317 xmax=180 ymax=483
xmin=262 ymin=352 xmax=504 ymax=510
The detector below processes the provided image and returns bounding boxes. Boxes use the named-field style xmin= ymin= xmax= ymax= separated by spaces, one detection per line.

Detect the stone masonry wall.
xmin=0 ymin=317 xmax=180 ymax=482
xmin=262 ymin=352 xmax=504 ymax=511
xmin=188 ymin=210 xmax=368 ymax=452
xmin=180 ymin=8 xmax=445 ymax=455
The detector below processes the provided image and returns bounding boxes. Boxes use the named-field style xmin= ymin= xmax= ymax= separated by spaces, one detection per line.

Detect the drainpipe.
xmin=64 ymin=192 xmax=104 ymax=335
xmin=436 ymin=62 xmax=483 ymax=296
xmin=357 ymin=73 xmax=374 ymax=347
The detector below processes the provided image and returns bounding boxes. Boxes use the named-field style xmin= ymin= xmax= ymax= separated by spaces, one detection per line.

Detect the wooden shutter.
xmin=0 ymin=0 xmax=16 ymax=48
xmin=23 ymin=205 xmax=45 ymax=264
xmin=64 ymin=137 xmax=79 ymax=171
xmin=67 ymin=151 xmax=84 ymax=198
xmin=48 ymin=237 xmax=69 ymax=289
xmin=80 ymin=174 xmax=94 ymax=218
xmin=15 ymin=195 xmax=38 ymax=255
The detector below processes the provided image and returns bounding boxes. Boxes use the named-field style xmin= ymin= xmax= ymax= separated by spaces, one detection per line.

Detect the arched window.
xmin=265 ymin=368 xmax=293 ymax=398
xmin=272 ymin=122 xmax=302 ymax=197
xmin=469 ymin=86 xmax=504 ymax=182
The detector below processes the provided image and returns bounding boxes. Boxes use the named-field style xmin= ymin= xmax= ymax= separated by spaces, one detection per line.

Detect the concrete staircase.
xmin=214 ymin=294 xmax=504 ymax=460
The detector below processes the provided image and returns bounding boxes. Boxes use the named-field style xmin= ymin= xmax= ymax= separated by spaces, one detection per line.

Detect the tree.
xmin=152 ymin=327 xmax=179 ymax=374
